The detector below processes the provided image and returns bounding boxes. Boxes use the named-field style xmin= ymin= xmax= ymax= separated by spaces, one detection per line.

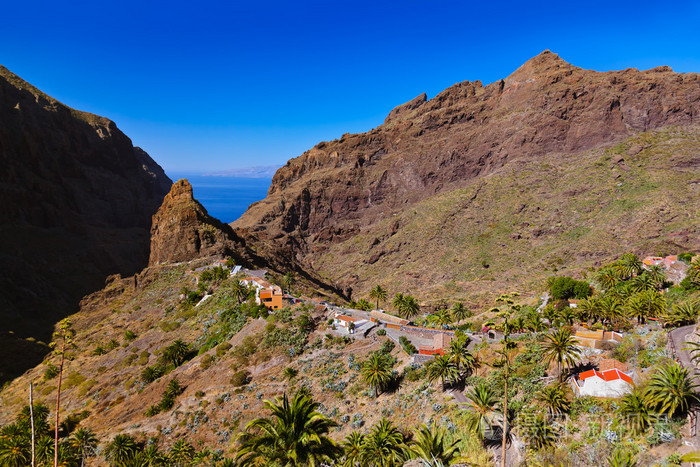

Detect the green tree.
xmin=464 ymin=382 xmax=503 ymax=441
xmin=536 ymin=383 xmax=570 ymax=416
xmin=392 ymin=294 xmax=420 ymax=319
xmin=162 ymin=340 xmax=192 ymax=368
xmin=341 ymin=431 xmax=364 ymax=467
xmin=359 ymin=418 xmax=408 ymax=467
xmin=627 ymin=289 xmax=665 ymax=324
xmin=619 ymin=253 xmax=643 ymax=279
xmin=369 ymin=285 xmax=387 ymax=310
xmin=235 ymin=391 xmax=341 ymax=466
xmin=70 ymin=428 xmax=98 ymax=467
xmin=231 ymin=281 xmax=250 ymax=304
xmin=645 ymin=363 xmax=700 ymax=417
xmin=168 ymin=440 xmax=195 ymax=467
xmin=425 ymin=354 xmax=459 ymax=391
xmin=104 ymin=434 xmax=139 ymax=466
xmin=542 ymin=328 xmax=581 ymax=382
xmin=618 ymin=389 xmax=651 ymax=435
xmin=663 ymin=301 xmax=700 ymax=328
xmin=429 ymin=309 xmax=453 ymax=327
xmin=447 ymin=337 xmax=475 ymax=377
xmin=282 ymin=272 xmax=296 ymax=294
xmin=451 ymin=302 xmax=471 ymax=324
xmin=410 ymin=424 xmax=459 ymax=466
xmin=0 ymin=434 xmax=30 ymax=467
xmin=355 ymin=299 xmax=373 ymax=311
xmin=361 ymin=353 xmax=394 ymax=397
xmin=521 ymin=413 xmax=557 ymax=451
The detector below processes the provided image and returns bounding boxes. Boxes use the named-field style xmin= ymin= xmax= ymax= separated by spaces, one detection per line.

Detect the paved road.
xmin=669 ymin=324 xmax=699 ymax=381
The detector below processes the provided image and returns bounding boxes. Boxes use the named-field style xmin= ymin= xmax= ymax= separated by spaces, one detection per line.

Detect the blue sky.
xmin=2 ymin=0 xmax=699 ymax=173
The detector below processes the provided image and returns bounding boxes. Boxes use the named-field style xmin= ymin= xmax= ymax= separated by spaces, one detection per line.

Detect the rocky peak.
xmin=384 ymin=92 xmax=428 ymax=124
xmin=505 ymin=50 xmax=576 ymax=85
xmin=149 ymin=179 xmax=236 ymax=265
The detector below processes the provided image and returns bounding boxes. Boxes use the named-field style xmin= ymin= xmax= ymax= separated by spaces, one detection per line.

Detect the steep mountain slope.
xmin=0 ymin=66 xmax=172 ymax=382
xmin=233 ymin=51 xmax=700 ymax=304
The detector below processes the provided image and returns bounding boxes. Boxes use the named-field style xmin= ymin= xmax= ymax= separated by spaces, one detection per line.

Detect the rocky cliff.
xmin=149 ymin=179 xmax=240 ymax=265
xmin=0 ymin=65 xmax=172 ymax=381
xmin=233 ymin=51 xmax=700 ymax=303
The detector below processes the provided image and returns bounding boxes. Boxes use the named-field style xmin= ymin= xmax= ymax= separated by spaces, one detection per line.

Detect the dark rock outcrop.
xmin=0 ymin=65 xmax=172 ymax=381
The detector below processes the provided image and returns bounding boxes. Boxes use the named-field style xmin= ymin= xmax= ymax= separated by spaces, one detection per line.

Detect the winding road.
xmin=669 ymin=324 xmax=700 ymax=381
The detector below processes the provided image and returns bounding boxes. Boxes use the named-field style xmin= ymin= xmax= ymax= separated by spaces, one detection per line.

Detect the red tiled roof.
xmin=579 ymin=368 xmax=632 ymax=385
xmin=336 ymin=315 xmax=358 ymax=323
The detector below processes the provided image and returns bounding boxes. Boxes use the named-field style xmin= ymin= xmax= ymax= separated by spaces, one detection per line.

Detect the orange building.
xmin=259 ymin=286 xmax=284 ymax=310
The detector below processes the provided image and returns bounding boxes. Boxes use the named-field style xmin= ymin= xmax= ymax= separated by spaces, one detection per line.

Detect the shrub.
xmin=399 ymin=336 xmax=417 ymax=355
xmin=376 ymin=328 xmax=386 ymax=336
xmin=550 ymin=276 xmax=591 ymax=300
xmin=230 ymin=370 xmax=251 ymax=387
xmin=124 ymin=330 xmax=137 ymax=342
xmin=200 ymin=354 xmax=214 ymax=370
xmin=379 ymin=340 xmax=395 ymax=355
xmin=141 ymin=365 xmax=165 ymax=383
xmin=43 ymin=364 xmax=59 ymax=380
xmin=215 ymin=342 xmax=232 ymax=357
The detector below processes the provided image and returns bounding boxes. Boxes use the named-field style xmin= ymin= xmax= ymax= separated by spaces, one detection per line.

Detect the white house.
xmin=572 ymin=368 xmax=633 ymax=398
xmin=334 ymin=314 xmax=358 ymax=333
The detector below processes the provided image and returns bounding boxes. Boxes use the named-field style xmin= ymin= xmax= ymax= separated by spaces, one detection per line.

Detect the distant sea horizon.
xmin=168 ymin=172 xmax=273 ymax=224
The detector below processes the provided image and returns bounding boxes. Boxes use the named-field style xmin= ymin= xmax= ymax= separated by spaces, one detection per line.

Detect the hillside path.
xmin=669 ymin=324 xmax=699 ymax=381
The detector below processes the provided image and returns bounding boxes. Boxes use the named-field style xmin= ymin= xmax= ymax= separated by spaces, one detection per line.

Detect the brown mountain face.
xmin=233 ymin=51 xmax=700 ymax=303
xmin=0 ymin=65 xmax=172 ymax=381
xmin=149 ymin=179 xmax=243 ymax=265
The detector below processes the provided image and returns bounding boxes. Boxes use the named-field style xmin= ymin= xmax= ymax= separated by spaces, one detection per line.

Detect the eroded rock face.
xmin=232 ymin=51 xmax=700 ymax=296
xmin=149 ymin=179 xmax=236 ymax=265
xmin=0 ymin=65 xmax=172 ymax=381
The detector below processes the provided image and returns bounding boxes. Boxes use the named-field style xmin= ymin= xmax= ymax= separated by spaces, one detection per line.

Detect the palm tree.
xmin=341 ymin=431 xmax=364 ymax=467
xmin=235 ymin=391 xmax=341 ymax=466
xmin=618 ymin=389 xmax=651 ymax=435
xmin=645 ymin=363 xmax=700 ymax=417
xmin=369 ymin=285 xmax=387 ymax=310
xmin=355 ymin=299 xmax=373 ymax=311
xmin=663 ymin=301 xmax=700 ymax=328
xmin=619 ymin=253 xmax=643 ymax=279
xmin=169 ymin=440 xmax=195 ymax=467
xmin=360 ymin=418 xmax=408 ymax=467
xmin=361 ymin=353 xmax=393 ymax=397
xmin=464 ymin=382 xmax=503 ymax=441
xmin=630 ymin=272 xmax=656 ymax=293
xmin=597 ymin=295 xmax=625 ymax=327
xmin=429 ymin=309 xmax=452 ymax=327
xmin=410 ymin=424 xmax=459 ymax=465
xmin=392 ymin=294 xmax=420 ymax=319
xmin=521 ymin=413 xmax=556 ymax=450
xmin=231 ymin=281 xmax=250 ymax=303
xmin=70 ymin=428 xmax=98 ymax=467
xmin=162 ymin=339 xmax=192 ymax=367
xmin=526 ymin=310 xmax=546 ymax=332
xmin=282 ymin=367 xmax=298 ymax=381
xmin=282 ymin=272 xmax=296 ymax=294
xmin=426 ymin=354 xmax=459 ymax=390
xmin=0 ymin=434 xmax=30 ymax=467
xmin=447 ymin=337 xmax=475 ymax=377
xmin=542 ymin=328 xmax=581 ymax=382
xmin=536 ymin=383 xmax=570 ymax=416
xmin=595 ymin=267 xmax=620 ymax=291
xmin=139 ymin=444 xmax=167 ymax=466
xmin=104 ymin=434 xmax=139 ymax=466
xmin=451 ymin=302 xmax=470 ymax=324
xmin=391 ymin=293 xmax=405 ymax=313
xmin=627 ymin=289 xmax=665 ymax=324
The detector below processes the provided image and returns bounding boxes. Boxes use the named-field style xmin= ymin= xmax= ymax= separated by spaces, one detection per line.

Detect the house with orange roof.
xmin=334 ymin=314 xmax=359 ymax=333
xmin=572 ymin=368 xmax=633 ymax=397
xmin=240 ymin=277 xmax=283 ymax=310
xmin=418 ymin=332 xmax=453 ymax=356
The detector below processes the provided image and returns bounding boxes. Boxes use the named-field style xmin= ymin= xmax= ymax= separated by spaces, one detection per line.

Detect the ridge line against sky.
xmin=1 ymin=0 xmax=699 ymax=173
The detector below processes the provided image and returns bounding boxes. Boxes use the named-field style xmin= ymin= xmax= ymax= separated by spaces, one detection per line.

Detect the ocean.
xmin=168 ymin=173 xmax=272 ymax=224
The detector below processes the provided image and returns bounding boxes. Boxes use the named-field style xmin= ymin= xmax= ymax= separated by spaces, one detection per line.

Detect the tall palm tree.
xmin=341 ymin=431 xmax=364 ymax=467
xmin=447 ymin=337 xmax=474 ymax=377
xmin=410 ymin=424 xmax=459 ymax=466
xmin=391 ymin=293 xmax=405 ymax=313
xmin=645 ymin=363 xmax=700 ymax=417
xmin=104 ymin=434 xmax=139 ymax=466
xmin=627 ymin=289 xmax=665 ymax=324
xmin=426 ymin=354 xmax=459 ymax=390
xmin=70 ymin=428 xmax=98 ymax=467
xmin=139 ymin=444 xmax=167 ymax=466
xmin=429 ymin=309 xmax=452 ymax=327
xmin=618 ymin=389 xmax=651 ymax=435
xmin=359 ymin=418 xmax=408 ymax=467
xmin=542 ymin=328 xmax=581 ymax=382
xmin=392 ymin=294 xmax=420 ymax=319
xmin=619 ymin=253 xmax=643 ymax=279
xmin=168 ymin=440 xmax=195 ymax=467
xmin=464 ymin=382 xmax=503 ymax=441
xmin=235 ymin=391 xmax=341 ymax=466
xmin=361 ymin=353 xmax=393 ymax=397
xmin=451 ymin=302 xmax=470 ymax=324
xmin=369 ymin=285 xmax=387 ymax=310
xmin=282 ymin=272 xmax=296 ymax=294
xmin=595 ymin=267 xmax=620 ymax=291
xmin=575 ymin=296 xmax=598 ymax=324
xmin=630 ymin=272 xmax=656 ymax=293
xmin=162 ymin=339 xmax=192 ymax=367
xmin=536 ymin=383 xmax=570 ymax=416
xmin=597 ymin=295 xmax=625 ymax=327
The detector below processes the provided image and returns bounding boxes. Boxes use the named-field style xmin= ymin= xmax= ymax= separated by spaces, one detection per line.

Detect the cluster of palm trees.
xmin=0 ymin=404 xmax=97 ymax=467
xmin=425 ymin=335 xmax=480 ymax=390
xmin=235 ymin=390 xmax=459 ymax=467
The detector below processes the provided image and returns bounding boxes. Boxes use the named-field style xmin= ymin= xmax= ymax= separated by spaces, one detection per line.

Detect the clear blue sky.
xmin=2 ymin=0 xmax=699 ymax=173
